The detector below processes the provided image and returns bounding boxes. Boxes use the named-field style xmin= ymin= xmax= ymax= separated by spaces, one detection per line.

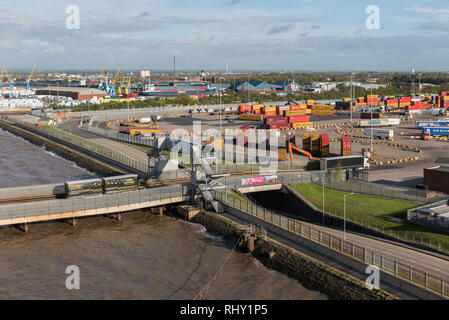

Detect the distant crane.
xmin=99 ymin=64 xmax=109 ymax=92
xmin=25 ymin=65 xmax=36 ymax=90
xmin=0 ymin=68 xmax=3 ymax=89
xmin=2 ymin=65 xmax=14 ymax=91
xmin=117 ymin=76 xmax=125 ymax=96
xmin=108 ymin=65 xmax=121 ymax=98
xmin=125 ymin=76 xmax=131 ymax=96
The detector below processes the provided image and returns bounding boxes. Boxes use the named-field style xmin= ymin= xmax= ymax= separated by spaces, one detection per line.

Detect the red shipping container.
xmin=253 ymin=109 xmax=260 ymax=114
xmin=239 ymin=105 xmax=251 ymax=113
xmin=264 ymin=111 xmax=277 ymax=116
xmin=320 ymin=133 xmax=330 ymax=147
xmin=268 ymin=123 xmax=291 ymax=130
xmin=290 ymin=104 xmax=307 ymax=110
xmin=441 ymin=92 xmax=449 ymax=96
xmin=341 ymin=136 xmax=351 ymax=155
xmin=265 ymin=116 xmax=288 ymax=125
xmin=288 ymin=115 xmax=310 ymax=123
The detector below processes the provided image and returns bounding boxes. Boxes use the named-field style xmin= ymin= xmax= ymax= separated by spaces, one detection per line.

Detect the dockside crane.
xmin=0 ymin=68 xmax=3 ymax=89
xmin=25 ymin=65 xmax=36 ymax=90
xmin=99 ymin=64 xmax=109 ymax=91
xmin=2 ymin=65 xmax=14 ymax=91
xmin=108 ymin=65 xmax=121 ymax=98
xmin=125 ymin=76 xmax=131 ymax=96
xmin=117 ymin=76 xmax=125 ymax=96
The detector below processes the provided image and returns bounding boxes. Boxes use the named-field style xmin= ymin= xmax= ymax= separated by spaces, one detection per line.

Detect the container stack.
xmin=302 ymin=132 xmax=311 ymax=151
xmin=311 ymin=132 xmax=321 ymax=154
xmin=277 ymin=105 xmax=290 ymax=116
xmin=440 ymin=95 xmax=449 ymax=109
xmin=311 ymin=105 xmax=334 ymax=117
xmin=261 ymin=106 xmax=277 ymax=117
xmin=341 ymin=136 xmax=351 ymax=156
xmin=399 ymin=97 xmax=412 ymax=108
xmin=335 ymin=101 xmax=353 ymax=111
xmin=264 ymin=116 xmax=291 ymax=130
xmin=366 ymin=95 xmax=379 ymax=106
xmin=356 ymin=97 xmax=366 ymax=106
xmin=239 ymin=105 xmax=252 ymax=114
xmin=385 ymin=98 xmax=399 ymax=108
xmin=360 ymin=112 xmax=382 ymax=119
xmin=239 ymin=114 xmax=264 ymax=121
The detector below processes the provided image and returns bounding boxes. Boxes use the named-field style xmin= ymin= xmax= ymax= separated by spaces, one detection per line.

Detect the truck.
xmin=363 ymin=128 xmax=394 ymax=139
xmin=421 ymin=127 xmax=449 ymax=136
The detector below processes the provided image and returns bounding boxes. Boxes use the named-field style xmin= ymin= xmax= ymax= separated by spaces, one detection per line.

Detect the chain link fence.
xmin=212 ymin=190 xmax=449 ymax=298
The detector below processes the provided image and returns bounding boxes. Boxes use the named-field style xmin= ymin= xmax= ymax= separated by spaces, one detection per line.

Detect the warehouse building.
xmin=424 ymin=166 xmax=449 ymax=194
xmin=35 ymin=87 xmax=108 ymax=100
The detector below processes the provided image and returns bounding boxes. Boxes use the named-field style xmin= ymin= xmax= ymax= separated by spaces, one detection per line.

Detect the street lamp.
xmin=343 ymin=192 xmax=355 ymax=240
xmin=350 ymin=73 xmax=354 ymax=123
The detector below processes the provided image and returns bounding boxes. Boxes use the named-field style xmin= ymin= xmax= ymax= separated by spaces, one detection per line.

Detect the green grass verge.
xmin=292 ymin=183 xmax=449 ymax=253
xmin=40 ymin=126 xmax=114 ymax=153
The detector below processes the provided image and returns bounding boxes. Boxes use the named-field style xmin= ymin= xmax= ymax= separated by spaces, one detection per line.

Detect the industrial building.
xmin=230 ymin=80 xmax=301 ymax=94
xmin=35 ymin=87 xmax=108 ymax=100
xmin=424 ymin=166 xmax=449 ymax=194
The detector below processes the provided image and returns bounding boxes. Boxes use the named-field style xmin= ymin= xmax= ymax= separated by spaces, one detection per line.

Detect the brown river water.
xmin=0 ymin=129 xmax=326 ymax=300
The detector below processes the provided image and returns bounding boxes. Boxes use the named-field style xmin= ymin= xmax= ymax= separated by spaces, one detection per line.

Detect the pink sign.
xmin=241 ymin=177 xmax=265 ymax=186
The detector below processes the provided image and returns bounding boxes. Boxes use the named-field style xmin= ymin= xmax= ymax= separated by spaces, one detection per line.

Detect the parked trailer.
xmin=102 ymin=174 xmax=139 ymax=193
xmin=363 ymin=128 xmax=394 ymax=139
xmin=65 ymin=178 xmax=103 ymax=197
xmin=421 ymin=127 xmax=449 ymax=136
xmin=359 ymin=119 xmax=399 ymax=127
xmin=320 ymin=155 xmax=367 ymax=171
xmin=416 ymin=121 xmax=449 ymax=128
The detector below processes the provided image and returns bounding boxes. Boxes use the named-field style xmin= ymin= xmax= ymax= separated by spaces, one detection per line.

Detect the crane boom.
xmin=289 ymin=142 xmax=316 ymax=169
xmin=112 ymin=65 xmax=121 ymax=87
xmin=27 ymin=65 xmax=36 ymax=82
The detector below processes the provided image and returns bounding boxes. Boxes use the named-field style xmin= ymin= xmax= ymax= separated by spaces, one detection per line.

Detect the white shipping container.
xmin=363 ymin=128 xmax=394 ymax=139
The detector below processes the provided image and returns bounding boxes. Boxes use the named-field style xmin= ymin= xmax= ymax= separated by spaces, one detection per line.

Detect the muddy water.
xmin=0 ymin=129 xmax=326 ymax=300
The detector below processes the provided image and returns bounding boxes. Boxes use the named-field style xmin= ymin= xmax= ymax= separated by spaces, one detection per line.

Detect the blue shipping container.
xmin=422 ymin=127 xmax=449 ymax=136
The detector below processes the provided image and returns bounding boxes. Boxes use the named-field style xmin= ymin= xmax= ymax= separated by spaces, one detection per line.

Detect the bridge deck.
xmin=0 ymin=185 xmax=187 ymax=227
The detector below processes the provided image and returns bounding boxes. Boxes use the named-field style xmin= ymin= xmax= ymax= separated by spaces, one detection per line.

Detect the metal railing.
xmin=317 ymin=179 xmax=449 ymax=203
xmin=212 ymin=190 xmax=449 ymax=298
xmin=38 ymin=126 xmax=149 ymax=173
xmin=0 ymin=184 xmax=186 ymax=222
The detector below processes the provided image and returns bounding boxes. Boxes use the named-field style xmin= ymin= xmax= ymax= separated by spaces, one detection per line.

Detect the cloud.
xmin=226 ymin=0 xmax=242 ymax=5
xmin=310 ymin=25 xmax=321 ymax=30
xmin=267 ymin=23 xmax=294 ymax=35
xmin=405 ymin=5 xmax=449 ymax=15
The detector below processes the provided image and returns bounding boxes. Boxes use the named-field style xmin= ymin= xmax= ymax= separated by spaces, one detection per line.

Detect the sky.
xmin=1 ymin=0 xmax=449 ymax=72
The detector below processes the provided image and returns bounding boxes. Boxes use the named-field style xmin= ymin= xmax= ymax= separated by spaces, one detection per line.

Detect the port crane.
xmin=99 ymin=64 xmax=109 ymax=92
xmin=288 ymin=142 xmax=316 ymax=169
xmin=125 ymin=76 xmax=131 ymax=96
xmin=117 ymin=76 xmax=125 ymax=96
xmin=0 ymin=68 xmax=3 ymax=89
xmin=25 ymin=65 xmax=36 ymax=90
xmin=2 ymin=65 xmax=14 ymax=91
xmin=108 ymin=65 xmax=121 ymax=98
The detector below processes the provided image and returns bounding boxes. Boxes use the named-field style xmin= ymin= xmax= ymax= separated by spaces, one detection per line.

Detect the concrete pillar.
xmin=247 ymin=236 xmax=255 ymax=253
xmin=23 ymin=223 xmax=29 ymax=233
xmin=116 ymin=213 xmax=122 ymax=221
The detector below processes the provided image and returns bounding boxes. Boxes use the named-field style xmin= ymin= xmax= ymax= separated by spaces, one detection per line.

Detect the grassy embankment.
xmin=293 ymin=183 xmax=449 ymax=252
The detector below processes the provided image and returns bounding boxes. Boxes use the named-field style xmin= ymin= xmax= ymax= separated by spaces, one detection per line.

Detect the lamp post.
xmin=343 ymin=192 xmax=355 ymax=240
xmin=322 ymin=175 xmax=325 ymax=224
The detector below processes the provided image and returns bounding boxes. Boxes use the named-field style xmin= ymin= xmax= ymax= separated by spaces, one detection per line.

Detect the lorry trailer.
xmin=363 ymin=128 xmax=394 ymax=139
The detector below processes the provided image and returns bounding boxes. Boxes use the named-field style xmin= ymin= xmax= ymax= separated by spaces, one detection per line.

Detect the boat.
xmin=140 ymin=82 xmax=217 ymax=97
